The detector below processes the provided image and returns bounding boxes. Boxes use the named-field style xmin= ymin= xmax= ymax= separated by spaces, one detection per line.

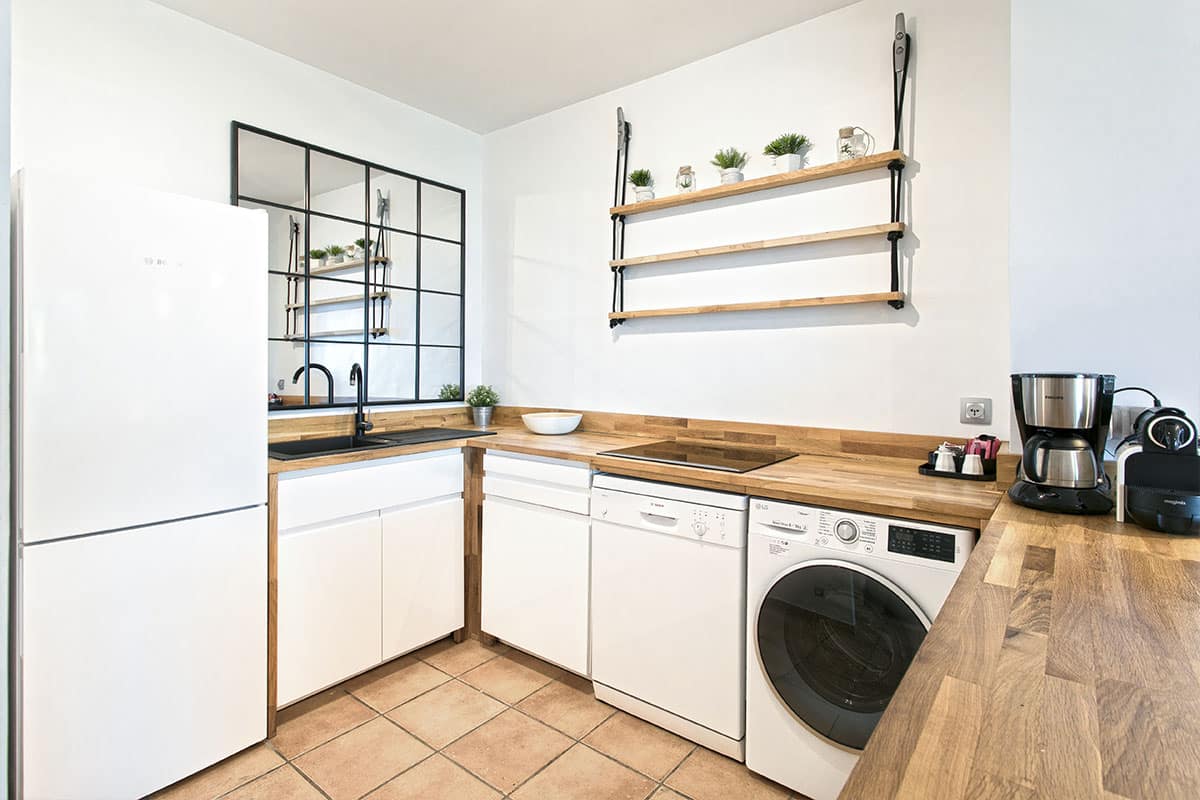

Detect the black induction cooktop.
xmin=598 ymin=441 xmax=797 ymax=473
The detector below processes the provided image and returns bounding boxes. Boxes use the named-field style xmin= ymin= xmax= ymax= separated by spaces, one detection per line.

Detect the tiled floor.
xmin=153 ymin=637 xmax=802 ymax=800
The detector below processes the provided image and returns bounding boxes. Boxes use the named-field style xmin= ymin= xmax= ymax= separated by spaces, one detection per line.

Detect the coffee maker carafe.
xmin=1009 ymin=373 xmax=1116 ymax=514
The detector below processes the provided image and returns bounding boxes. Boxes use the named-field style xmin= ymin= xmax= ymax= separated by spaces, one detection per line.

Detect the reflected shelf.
xmin=286 ymin=291 xmax=389 ymax=310
xmin=282 ymin=328 xmax=389 ymax=341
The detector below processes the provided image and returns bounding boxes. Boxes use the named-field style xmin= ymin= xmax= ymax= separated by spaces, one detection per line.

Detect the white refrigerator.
xmin=11 ymin=169 xmax=268 ymax=799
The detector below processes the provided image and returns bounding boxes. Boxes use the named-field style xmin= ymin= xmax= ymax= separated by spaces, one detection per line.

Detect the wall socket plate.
xmin=960 ymin=397 xmax=993 ymax=425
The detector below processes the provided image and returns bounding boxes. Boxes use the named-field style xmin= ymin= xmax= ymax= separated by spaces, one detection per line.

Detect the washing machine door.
xmin=755 ymin=559 xmax=931 ymax=751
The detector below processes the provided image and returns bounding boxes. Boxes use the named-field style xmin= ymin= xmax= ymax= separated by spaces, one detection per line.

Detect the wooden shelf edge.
xmin=282 ymin=327 xmax=389 ymax=341
xmin=290 ymin=256 xmax=390 ymax=278
xmin=610 ymin=223 xmax=904 ymax=268
xmin=609 ymin=292 xmax=905 ymax=321
xmin=610 ymin=151 xmax=905 ymax=216
xmin=286 ymin=291 xmax=388 ymax=310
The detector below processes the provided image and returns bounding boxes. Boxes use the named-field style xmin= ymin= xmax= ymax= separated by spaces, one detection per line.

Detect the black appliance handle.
xmin=1023 ymin=432 xmax=1050 ymax=483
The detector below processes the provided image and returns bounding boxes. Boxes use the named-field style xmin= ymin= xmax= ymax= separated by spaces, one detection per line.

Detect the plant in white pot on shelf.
xmin=326 ymin=244 xmax=347 ymax=264
xmin=307 ymin=248 xmax=327 ymax=268
xmin=711 ymin=147 xmax=748 ymax=184
xmin=628 ymin=169 xmax=654 ymax=202
xmin=466 ymin=384 xmax=499 ymax=428
xmin=763 ymin=133 xmax=811 ymax=172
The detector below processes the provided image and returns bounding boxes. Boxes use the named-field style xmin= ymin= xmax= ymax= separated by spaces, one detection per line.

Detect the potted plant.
xmin=307 ymin=248 xmax=327 ymax=267
xmin=466 ymin=384 xmax=499 ymax=428
xmin=628 ymin=169 xmax=654 ymax=202
xmin=326 ymin=244 xmax=346 ymax=264
xmin=438 ymin=383 xmax=462 ymax=401
xmin=763 ymin=133 xmax=811 ymax=172
xmin=711 ymin=147 xmax=748 ymax=184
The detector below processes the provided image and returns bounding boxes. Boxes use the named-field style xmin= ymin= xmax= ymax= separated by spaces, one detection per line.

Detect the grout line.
xmin=288 ymin=762 xmax=336 ymax=800
xmin=351 ymin=749 xmax=440 ymax=800
xmin=211 ymin=762 xmax=293 ymax=800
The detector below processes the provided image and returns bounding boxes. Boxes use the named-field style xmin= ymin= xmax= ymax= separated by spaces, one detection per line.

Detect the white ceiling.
xmin=152 ymin=0 xmax=857 ymax=133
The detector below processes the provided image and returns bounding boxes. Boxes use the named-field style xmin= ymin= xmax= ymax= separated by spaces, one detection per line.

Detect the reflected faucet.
xmin=292 ymin=362 xmax=335 ymax=405
xmin=349 ymin=363 xmax=373 ymax=439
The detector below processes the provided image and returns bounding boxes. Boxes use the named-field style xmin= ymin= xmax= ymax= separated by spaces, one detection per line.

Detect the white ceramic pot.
xmin=634 ymin=186 xmax=655 ymax=202
xmin=776 ymin=152 xmax=807 ymax=172
xmin=720 ymin=168 xmax=744 ymax=185
xmin=330 ymin=254 xmax=345 ymax=264
xmin=309 ymin=257 xmax=325 ymax=268
xmin=472 ymin=406 xmax=494 ymax=428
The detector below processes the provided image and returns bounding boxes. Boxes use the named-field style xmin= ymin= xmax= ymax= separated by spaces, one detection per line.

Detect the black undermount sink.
xmin=268 ymin=427 xmax=495 ymax=461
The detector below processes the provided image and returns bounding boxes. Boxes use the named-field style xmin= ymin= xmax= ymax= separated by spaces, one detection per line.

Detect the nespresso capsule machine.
xmin=1009 ymin=373 xmax=1116 ymax=514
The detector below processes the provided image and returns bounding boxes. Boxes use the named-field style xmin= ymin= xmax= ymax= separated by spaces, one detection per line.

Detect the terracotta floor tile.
xmin=511 ymin=743 xmax=656 ymax=800
xmin=387 ymin=680 xmax=506 ymax=748
xmin=504 ymin=648 xmax=572 ymax=683
xmin=650 ymin=788 xmax=690 ymax=800
xmin=516 ymin=678 xmax=617 ymax=738
xmin=461 ymin=655 xmax=553 ymax=704
xmin=365 ymin=754 xmax=501 ymax=800
xmin=665 ymin=747 xmax=791 ymax=800
xmin=293 ymin=717 xmax=432 ymax=800
xmin=344 ymin=656 xmax=451 ymax=712
xmin=151 ymin=743 xmax=284 ymax=800
xmin=417 ymin=638 xmax=508 ymax=676
xmin=272 ymin=688 xmax=376 ymax=758
xmin=443 ymin=709 xmax=572 ymax=793
xmin=583 ymin=712 xmax=694 ymax=780
xmin=222 ymin=765 xmax=324 ymax=800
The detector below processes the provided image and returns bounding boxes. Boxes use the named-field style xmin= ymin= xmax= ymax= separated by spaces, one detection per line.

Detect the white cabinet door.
xmin=278 ymin=513 xmax=382 ymax=706
xmin=382 ymin=496 xmax=464 ymax=659
xmin=21 ymin=507 xmax=266 ymax=800
xmin=482 ymin=497 xmax=590 ymax=675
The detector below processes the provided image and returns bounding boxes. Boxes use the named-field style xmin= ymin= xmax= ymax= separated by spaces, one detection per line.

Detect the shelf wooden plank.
xmin=286 ymin=256 xmax=390 ymax=278
xmin=610 ymin=151 xmax=905 ymax=217
xmin=608 ymin=292 xmax=904 ymax=321
xmin=282 ymin=328 xmax=389 ymax=341
xmin=610 ymin=223 xmax=904 ymax=268
xmin=286 ymin=291 xmax=389 ymax=311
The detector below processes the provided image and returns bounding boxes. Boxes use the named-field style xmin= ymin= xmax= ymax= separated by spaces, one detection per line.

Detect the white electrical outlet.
xmin=960 ymin=397 xmax=992 ymax=425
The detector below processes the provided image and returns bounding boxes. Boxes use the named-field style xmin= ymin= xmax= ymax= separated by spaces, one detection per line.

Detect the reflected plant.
xmin=438 ymin=383 xmax=462 ymax=401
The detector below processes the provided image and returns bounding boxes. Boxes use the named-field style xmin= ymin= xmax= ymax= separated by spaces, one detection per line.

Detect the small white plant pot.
xmin=308 ymin=257 xmax=325 ymax=268
xmin=720 ymin=168 xmax=744 ymax=185
xmin=634 ymin=186 xmax=655 ymax=202
xmin=330 ymin=254 xmax=345 ymax=264
xmin=776 ymin=152 xmax=807 ymax=172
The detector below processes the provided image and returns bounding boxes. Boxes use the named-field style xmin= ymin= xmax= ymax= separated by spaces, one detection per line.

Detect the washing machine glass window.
xmin=756 ymin=560 xmax=930 ymax=750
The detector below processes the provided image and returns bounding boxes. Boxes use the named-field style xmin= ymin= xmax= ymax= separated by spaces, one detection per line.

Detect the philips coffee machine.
xmin=1009 ymin=373 xmax=1116 ymax=514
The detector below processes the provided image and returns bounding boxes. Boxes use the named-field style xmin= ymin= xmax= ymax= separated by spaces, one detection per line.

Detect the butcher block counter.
xmin=839 ymin=497 xmax=1200 ymax=800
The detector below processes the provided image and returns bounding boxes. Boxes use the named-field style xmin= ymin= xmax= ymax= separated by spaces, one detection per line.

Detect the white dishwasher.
xmin=482 ymin=451 xmax=593 ymax=676
xmin=590 ymin=474 xmax=750 ymax=760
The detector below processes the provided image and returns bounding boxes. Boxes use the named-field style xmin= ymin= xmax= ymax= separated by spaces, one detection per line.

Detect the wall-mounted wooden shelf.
xmin=283 ymin=328 xmax=389 ymax=341
xmin=287 ymin=291 xmax=389 ymax=311
xmin=287 ymin=256 xmax=390 ymax=279
xmin=608 ymin=292 xmax=905 ymax=322
xmin=609 ymin=151 xmax=905 ymax=217
xmin=609 ymin=223 xmax=904 ymax=268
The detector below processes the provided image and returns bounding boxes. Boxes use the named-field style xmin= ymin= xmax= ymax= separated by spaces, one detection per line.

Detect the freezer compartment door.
xmin=16 ymin=169 xmax=267 ymax=543
xmin=20 ymin=506 xmax=267 ymax=800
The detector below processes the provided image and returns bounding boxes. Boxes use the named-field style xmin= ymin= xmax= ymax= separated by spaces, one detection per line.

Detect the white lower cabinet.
xmin=383 ymin=496 xmax=465 ymax=660
xmin=277 ymin=449 xmax=464 ymax=706
xmin=481 ymin=452 xmax=592 ymax=676
xmin=278 ymin=513 xmax=383 ymax=707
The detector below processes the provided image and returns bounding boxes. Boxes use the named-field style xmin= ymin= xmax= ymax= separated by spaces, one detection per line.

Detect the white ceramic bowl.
xmin=521 ymin=412 xmax=583 ymax=435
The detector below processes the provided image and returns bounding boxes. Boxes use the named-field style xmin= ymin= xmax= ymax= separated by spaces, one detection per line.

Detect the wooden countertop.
xmin=839 ymin=496 xmax=1200 ymax=800
xmin=269 ymin=425 xmax=1003 ymax=527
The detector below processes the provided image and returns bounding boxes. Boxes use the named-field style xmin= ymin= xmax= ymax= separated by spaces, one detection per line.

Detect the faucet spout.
xmin=292 ymin=362 xmax=335 ymax=405
xmin=349 ymin=363 xmax=373 ymax=438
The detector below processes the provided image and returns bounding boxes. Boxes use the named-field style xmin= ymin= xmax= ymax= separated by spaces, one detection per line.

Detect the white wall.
xmin=10 ymin=0 xmax=484 ymax=400
xmin=0 ymin=0 xmax=10 ymax=788
xmin=1010 ymin=0 xmax=1200 ymax=412
xmin=483 ymin=0 xmax=1011 ymax=437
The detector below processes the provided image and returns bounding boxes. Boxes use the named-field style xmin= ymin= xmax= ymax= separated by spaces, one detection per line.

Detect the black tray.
xmin=918 ymin=450 xmax=997 ymax=481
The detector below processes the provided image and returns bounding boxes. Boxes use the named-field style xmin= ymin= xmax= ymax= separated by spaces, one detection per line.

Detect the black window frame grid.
xmin=231 ymin=121 xmax=466 ymax=411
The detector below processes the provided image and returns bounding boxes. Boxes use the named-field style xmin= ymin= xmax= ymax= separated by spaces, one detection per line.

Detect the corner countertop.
xmin=838 ymin=496 xmax=1200 ymax=800
xmin=270 ymin=424 xmax=1003 ymax=528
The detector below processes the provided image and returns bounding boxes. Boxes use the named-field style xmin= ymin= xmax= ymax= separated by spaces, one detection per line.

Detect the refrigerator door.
xmin=15 ymin=170 xmax=267 ymax=543
xmin=20 ymin=506 xmax=267 ymax=800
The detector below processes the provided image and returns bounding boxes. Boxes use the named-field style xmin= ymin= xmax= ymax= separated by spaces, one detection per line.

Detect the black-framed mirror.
xmin=232 ymin=122 xmax=465 ymax=410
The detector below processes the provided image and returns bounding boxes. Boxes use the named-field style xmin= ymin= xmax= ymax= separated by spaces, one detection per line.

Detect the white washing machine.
xmin=745 ymin=498 xmax=974 ymax=800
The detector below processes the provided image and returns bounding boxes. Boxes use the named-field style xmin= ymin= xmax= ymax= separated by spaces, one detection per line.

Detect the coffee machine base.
xmin=1008 ymin=478 xmax=1114 ymax=515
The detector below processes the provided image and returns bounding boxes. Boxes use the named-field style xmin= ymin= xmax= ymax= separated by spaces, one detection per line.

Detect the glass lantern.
xmin=675 ymin=165 xmax=696 ymax=193
xmin=837 ymin=127 xmax=870 ymax=161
